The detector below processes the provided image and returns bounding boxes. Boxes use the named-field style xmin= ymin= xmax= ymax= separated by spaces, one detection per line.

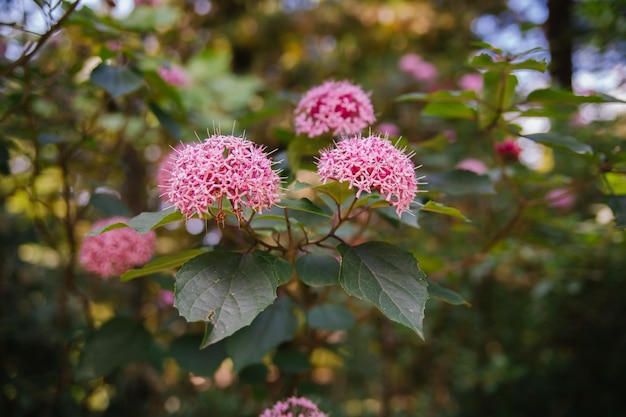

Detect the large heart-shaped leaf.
xmin=338 ymin=242 xmax=428 ymax=339
xmin=175 ymin=251 xmax=292 ymax=346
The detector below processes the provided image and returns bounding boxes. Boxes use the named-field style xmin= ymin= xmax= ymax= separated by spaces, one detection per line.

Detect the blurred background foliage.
xmin=1 ymin=0 xmax=626 ymax=416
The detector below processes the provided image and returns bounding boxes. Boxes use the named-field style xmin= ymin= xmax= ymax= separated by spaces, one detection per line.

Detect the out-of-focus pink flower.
xmin=294 ymin=80 xmax=376 ymax=138
xmin=443 ymin=129 xmax=457 ymax=143
xmin=80 ymin=217 xmax=156 ymax=278
xmin=495 ymin=138 xmax=521 ymax=161
xmin=458 ymin=73 xmax=483 ymax=91
xmin=157 ymin=64 xmax=191 ymax=87
xmin=158 ymin=289 xmax=175 ymax=307
xmin=377 ymin=122 xmax=400 ymax=137
xmin=545 ymin=188 xmax=575 ymax=209
xmin=317 ymin=134 xmax=421 ymax=216
xmin=569 ymin=111 xmax=590 ymax=127
xmin=398 ymin=53 xmax=437 ymax=82
xmin=259 ymin=396 xmax=328 ymax=417
xmin=164 ymin=135 xmax=282 ymax=222
xmin=456 ymin=158 xmax=488 ymax=175
xmin=135 ymin=0 xmax=160 ymax=5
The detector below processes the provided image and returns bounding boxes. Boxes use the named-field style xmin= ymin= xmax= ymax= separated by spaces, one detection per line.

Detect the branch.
xmin=0 ymin=0 xmax=82 ymax=78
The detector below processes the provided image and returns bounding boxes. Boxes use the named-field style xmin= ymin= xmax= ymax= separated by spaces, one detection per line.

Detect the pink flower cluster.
xmin=157 ymin=64 xmax=190 ymax=87
xmin=163 ymin=135 xmax=282 ymax=221
xmin=259 ymin=396 xmax=328 ymax=417
xmin=156 ymin=144 xmax=184 ymax=194
xmin=495 ymin=138 xmax=522 ymax=161
xmin=317 ymin=134 xmax=420 ymax=216
xmin=398 ymin=53 xmax=437 ymax=82
xmin=80 ymin=217 xmax=156 ymax=278
xmin=294 ymin=80 xmax=376 ymax=138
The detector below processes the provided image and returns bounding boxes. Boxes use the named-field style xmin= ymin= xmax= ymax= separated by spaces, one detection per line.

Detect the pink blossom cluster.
xmin=317 ymin=134 xmax=420 ymax=216
xmin=259 ymin=396 xmax=328 ymax=417
xmin=157 ymin=64 xmax=191 ymax=87
xmin=398 ymin=53 xmax=437 ymax=82
xmin=80 ymin=217 xmax=156 ymax=278
xmin=163 ymin=135 xmax=282 ymax=220
xmin=458 ymin=73 xmax=483 ymax=91
xmin=156 ymin=144 xmax=185 ymax=194
xmin=294 ymin=80 xmax=376 ymax=138
xmin=495 ymin=138 xmax=522 ymax=161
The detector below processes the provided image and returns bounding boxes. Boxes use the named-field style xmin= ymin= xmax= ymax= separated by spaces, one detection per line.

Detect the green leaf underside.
xmin=426 ymin=169 xmax=496 ymax=196
xmin=121 ymin=248 xmax=206 ymax=281
xmin=77 ymin=318 xmax=152 ymax=380
xmin=421 ymin=200 xmax=470 ymax=222
xmin=338 ymin=242 xmax=428 ymax=339
xmin=175 ymin=251 xmax=292 ymax=346
xmin=169 ymin=335 xmax=227 ymax=377
xmin=427 ymin=279 xmax=470 ymax=306
xmin=90 ymin=63 xmax=143 ymax=98
xmin=525 ymin=133 xmax=593 ymax=155
xmin=307 ymin=304 xmax=355 ymax=331
xmin=87 ymin=207 xmax=182 ymax=235
xmin=296 ymin=254 xmax=340 ymax=287
xmin=225 ymin=297 xmax=297 ymax=373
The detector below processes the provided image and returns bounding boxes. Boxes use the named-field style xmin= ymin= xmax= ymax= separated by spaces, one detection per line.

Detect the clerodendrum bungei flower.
xmin=80 ymin=217 xmax=156 ymax=278
xmin=259 ymin=396 xmax=328 ymax=417
xmin=294 ymin=80 xmax=376 ymax=138
xmin=317 ymin=134 xmax=422 ymax=216
xmin=164 ymin=134 xmax=282 ymax=222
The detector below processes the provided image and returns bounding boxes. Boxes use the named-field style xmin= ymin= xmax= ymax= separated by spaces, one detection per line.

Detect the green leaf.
xmin=307 ymin=304 xmax=355 ymax=331
xmin=88 ymin=193 xmax=132 ymax=217
xmin=296 ymin=254 xmax=340 ymax=287
xmin=525 ymin=133 xmax=593 ymax=155
xmin=169 ymin=335 xmax=227 ymax=377
xmin=426 ymin=169 xmax=496 ymax=196
xmin=225 ymin=297 xmax=298 ymax=373
xmin=87 ymin=207 xmax=183 ymax=235
xmin=421 ymin=200 xmax=470 ymax=222
xmin=525 ymin=88 xmax=625 ymax=105
xmin=90 ymin=63 xmax=143 ymax=98
xmin=121 ymin=248 xmax=206 ymax=281
xmin=148 ymin=102 xmax=181 ymax=138
xmin=119 ymin=6 xmax=182 ymax=30
xmin=397 ymin=90 xmax=477 ymax=103
xmin=427 ymin=279 xmax=470 ymax=306
xmin=76 ymin=318 xmax=152 ymax=380
xmin=280 ymin=198 xmax=331 ymax=218
xmin=599 ymin=173 xmax=626 ymax=195
xmin=175 ymin=251 xmax=292 ymax=346
xmin=314 ymin=181 xmax=356 ymax=207
xmin=286 ymin=135 xmax=332 ymax=172
xmin=422 ymin=101 xmax=477 ymax=120
xmin=338 ymin=242 xmax=429 ymax=339
xmin=376 ymin=205 xmax=420 ymax=229
xmin=469 ymin=53 xmax=546 ymax=72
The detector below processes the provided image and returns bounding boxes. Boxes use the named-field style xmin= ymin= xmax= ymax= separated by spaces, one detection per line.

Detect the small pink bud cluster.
xmin=495 ymin=138 xmax=522 ymax=161
xmin=294 ymin=80 xmax=376 ymax=138
xmin=80 ymin=217 xmax=156 ymax=278
xmin=317 ymin=134 xmax=420 ymax=216
xmin=259 ymin=396 xmax=328 ymax=417
xmin=163 ymin=135 xmax=281 ymax=221
xmin=157 ymin=64 xmax=190 ymax=87
xmin=398 ymin=53 xmax=437 ymax=82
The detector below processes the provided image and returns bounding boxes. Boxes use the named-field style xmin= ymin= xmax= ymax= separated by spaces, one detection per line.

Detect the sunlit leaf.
xmin=338 ymin=242 xmax=428 ymax=339
xmin=421 ymin=200 xmax=470 ymax=222
xmin=87 ymin=207 xmax=183 ymax=235
xmin=525 ymin=88 xmax=625 ymax=105
xmin=121 ymin=249 xmax=206 ymax=281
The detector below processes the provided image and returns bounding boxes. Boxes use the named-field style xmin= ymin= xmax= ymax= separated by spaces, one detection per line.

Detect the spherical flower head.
xmin=377 ymin=122 xmax=400 ymax=137
xmin=495 ymin=137 xmax=522 ymax=161
xmin=294 ymin=80 xmax=376 ymax=138
xmin=458 ymin=73 xmax=483 ymax=91
xmin=156 ymin=144 xmax=185 ymax=196
xmin=80 ymin=217 xmax=156 ymax=278
xmin=157 ymin=64 xmax=190 ymax=87
xmin=164 ymin=135 xmax=282 ymax=222
xmin=317 ymin=134 xmax=420 ymax=217
xmin=259 ymin=396 xmax=328 ymax=417
xmin=456 ymin=158 xmax=488 ymax=175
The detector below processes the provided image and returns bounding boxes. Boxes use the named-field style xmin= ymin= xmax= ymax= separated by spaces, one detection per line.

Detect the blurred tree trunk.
xmin=545 ymin=0 xmax=574 ymax=89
